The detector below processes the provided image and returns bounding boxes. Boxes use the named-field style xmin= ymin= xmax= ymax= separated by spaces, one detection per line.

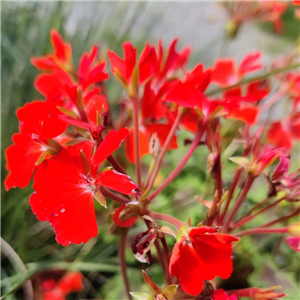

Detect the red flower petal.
xmin=32 ymin=149 xmax=98 ymax=245
xmin=164 ymin=81 xmax=203 ymax=109
xmin=85 ymin=94 xmax=108 ymax=124
xmin=16 ymin=101 xmax=66 ymax=139
xmin=29 ymin=192 xmax=48 ymax=221
xmin=81 ymin=62 xmax=109 ymax=91
xmin=212 ymin=59 xmax=236 ymax=86
xmin=34 ymin=70 xmax=74 ymax=97
xmin=180 ymin=110 xmax=199 ymax=132
xmin=227 ymin=106 xmax=258 ymax=125
xmin=96 ymin=169 xmax=137 ymax=195
xmin=48 ymin=190 xmax=97 ymax=246
xmin=214 ymin=289 xmax=238 ymax=300
xmin=123 ymin=42 xmax=136 ymax=81
xmin=286 ymin=236 xmax=300 ymax=251
xmin=141 ymin=82 xmax=166 ymax=120
xmin=139 ymin=44 xmax=157 ymax=84
xmin=266 ymin=122 xmax=292 ymax=150
xmin=113 ymin=205 xmax=138 ymax=227
xmin=272 ymin=156 xmax=290 ymax=181
xmin=145 ymin=123 xmax=178 ymax=150
xmin=31 ymin=56 xmax=57 ymax=71
xmin=66 ymin=141 xmax=95 ymax=171
xmin=92 ymin=128 xmax=129 ymax=175
xmin=50 ymin=30 xmax=68 ymax=62
xmin=124 ymin=128 xmax=149 ymax=164
xmin=108 ymin=42 xmax=136 ymax=84
xmin=58 ymin=272 xmax=84 ymax=294
xmin=5 ymin=134 xmax=46 ymax=190
xmin=175 ymin=239 xmax=205 ymax=295
xmin=238 ymin=52 xmax=262 ymax=77
xmin=79 ymin=46 xmax=98 ymax=78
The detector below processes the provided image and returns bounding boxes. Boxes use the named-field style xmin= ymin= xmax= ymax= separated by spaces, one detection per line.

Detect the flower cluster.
xmin=5 ymin=29 xmax=299 ymax=299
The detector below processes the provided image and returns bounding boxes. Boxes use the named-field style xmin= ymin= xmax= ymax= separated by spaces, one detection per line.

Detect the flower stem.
xmin=206 ymin=63 xmax=300 ymax=96
xmin=259 ymin=207 xmax=300 ymax=228
xmin=119 ymin=229 xmax=132 ymax=300
xmin=148 ymin=211 xmax=186 ymax=230
xmin=235 ymin=196 xmax=271 ymax=222
xmin=235 ymin=226 xmax=288 ymax=238
xmin=132 ymin=97 xmax=142 ymax=188
xmin=160 ymin=236 xmax=171 ymax=284
xmin=107 ymin=155 xmax=127 ymax=175
xmin=233 ymin=197 xmax=286 ymax=229
xmin=146 ymin=110 xmax=183 ymax=193
xmin=100 ymin=186 xmax=130 ymax=204
xmin=223 ymin=177 xmax=255 ymax=233
xmin=220 ymin=169 xmax=242 ymax=223
xmin=148 ymin=121 xmax=207 ymax=202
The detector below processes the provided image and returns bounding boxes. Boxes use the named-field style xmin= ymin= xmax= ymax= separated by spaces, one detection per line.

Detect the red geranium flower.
xmin=30 ymin=128 xmax=138 ymax=245
xmin=169 ymin=226 xmax=238 ymax=296
xmin=31 ymin=30 xmax=72 ymax=72
xmin=33 ymin=31 xmax=108 ymax=97
xmin=108 ymin=42 xmax=157 ymax=85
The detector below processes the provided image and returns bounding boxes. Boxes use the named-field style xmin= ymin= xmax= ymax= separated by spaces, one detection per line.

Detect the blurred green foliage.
xmin=1 ymin=2 xmax=299 ymax=300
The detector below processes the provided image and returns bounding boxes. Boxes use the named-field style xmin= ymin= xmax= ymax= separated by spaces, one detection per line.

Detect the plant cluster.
xmin=4 ymin=14 xmax=300 ymax=300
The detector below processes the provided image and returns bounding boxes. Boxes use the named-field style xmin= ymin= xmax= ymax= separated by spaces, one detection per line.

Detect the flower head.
xmin=30 ymin=128 xmax=138 ymax=246
xmin=169 ymin=226 xmax=238 ymax=296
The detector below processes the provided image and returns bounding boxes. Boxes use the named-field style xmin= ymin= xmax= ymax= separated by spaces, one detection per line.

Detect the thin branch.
xmin=147 ymin=110 xmax=183 ymax=193
xmin=100 ymin=186 xmax=130 ymax=204
xmin=235 ymin=227 xmax=288 ymax=238
xmin=148 ymin=121 xmax=208 ymax=202
xmin=132 ymin=97 xmax=142 ymax=188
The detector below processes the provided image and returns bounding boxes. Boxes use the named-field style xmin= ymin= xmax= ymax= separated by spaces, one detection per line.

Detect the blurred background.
xmin=1 ymin=2 xmax=299 ymax=300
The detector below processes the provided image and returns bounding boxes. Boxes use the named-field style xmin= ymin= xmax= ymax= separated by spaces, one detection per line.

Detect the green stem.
xmin=205 ymin=63 xmax=300 ymax=96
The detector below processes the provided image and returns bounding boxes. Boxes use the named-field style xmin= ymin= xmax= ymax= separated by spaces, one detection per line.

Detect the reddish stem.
xmin=220 ymin=169 xmax=242 ymax=223
xmin=100 ymin=186 xmax=130 ymax=204
xmin=148 ymin=211 xmax=186 ymax=230
xmin=233 ymin=197 xmax=286 ymax=229
xmin=148 ymin=121 xmax=207 ymax=202
xmin=235 ymin=226 xmax=288 ymax=237
xmin=160 ymin=236 xmax=171 ymax=284
xmin=259 ymin=207 xmax=300 ymax=228
xmin=223 ymin=177 xmax=255 ymax=233
xmin=107 ymin=155 xmax=127 ymax=175
xmin=235 ymin=196 xmax=271 ymax=222
xmin=132 ymin=97 xmax=142 ymax=188
xmin=147 ymin=111 xmax=183 ymax=193
xmin=119 ymin=229 xmax=132 ymax=300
